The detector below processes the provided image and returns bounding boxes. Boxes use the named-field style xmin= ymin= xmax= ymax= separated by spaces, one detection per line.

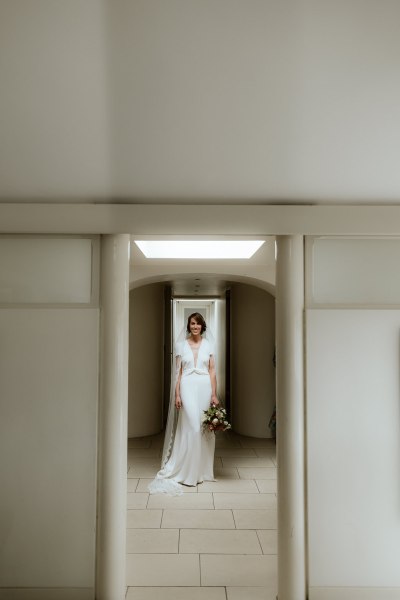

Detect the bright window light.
xmin=134 ymin=240 xmax=265 ymax=259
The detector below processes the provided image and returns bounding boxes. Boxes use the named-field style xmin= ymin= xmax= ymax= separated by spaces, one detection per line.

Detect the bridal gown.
xmin=149 ymin=337 xmax=216 ymax=494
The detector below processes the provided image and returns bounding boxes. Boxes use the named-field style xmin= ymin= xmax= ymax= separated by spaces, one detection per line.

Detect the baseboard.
xmin=0 ymin=589 xmax=93 ymax=600
xmin=309 ymin=587 xmax=400 ymax=600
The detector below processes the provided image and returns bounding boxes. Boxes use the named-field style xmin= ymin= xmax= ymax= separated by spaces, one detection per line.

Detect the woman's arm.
xmin=209 ymin=355 xmax=219 ymax=406
xmin=175 ymin=357 xmax=183 ymax=409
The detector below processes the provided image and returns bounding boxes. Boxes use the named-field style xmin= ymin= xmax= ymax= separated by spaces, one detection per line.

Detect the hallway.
xmin=126 ymin=431 xmax=277 ymax=599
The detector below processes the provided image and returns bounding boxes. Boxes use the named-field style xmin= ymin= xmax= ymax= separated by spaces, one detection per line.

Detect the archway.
xmin=127 ymin=276 xmax=276 ymax=440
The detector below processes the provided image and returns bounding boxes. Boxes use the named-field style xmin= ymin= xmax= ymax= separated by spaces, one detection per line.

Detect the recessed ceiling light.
xmin=134 ymin=240 xmax=265 ymax=259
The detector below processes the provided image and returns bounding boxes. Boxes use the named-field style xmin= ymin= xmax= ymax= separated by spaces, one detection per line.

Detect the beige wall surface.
xmin=128 ymin=283 xmax=165 ymax=437
xmin=1 ymin=2 xmax=399 ymax=202
xmin=0 ymin=309 xmax=99 ymax=594
xmin=0 ymin=0 xmax=110 ymax=199
xmin=306 ymin=310 xmax=400 ymax=593
xmin=231 ymin=283 xmax=275 ymax=437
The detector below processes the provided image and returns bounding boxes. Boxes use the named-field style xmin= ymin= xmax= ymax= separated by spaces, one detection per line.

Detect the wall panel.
xmin=306 ymin=309 xmax=400 ymax=592
xmin=0 ymin=309 xmax=99 ymax=595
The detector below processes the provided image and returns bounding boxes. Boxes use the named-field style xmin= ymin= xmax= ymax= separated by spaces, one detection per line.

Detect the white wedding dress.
xmin=148 ymin=337 xmax=216 ymax=494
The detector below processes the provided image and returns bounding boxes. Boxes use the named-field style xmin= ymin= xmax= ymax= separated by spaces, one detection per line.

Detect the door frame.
xmin=3 ymin=203 xmax=399 ymax=600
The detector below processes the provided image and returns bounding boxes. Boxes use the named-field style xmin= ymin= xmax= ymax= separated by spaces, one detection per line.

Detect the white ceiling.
xmin=1 ymin=0 xmax=400 ymax=204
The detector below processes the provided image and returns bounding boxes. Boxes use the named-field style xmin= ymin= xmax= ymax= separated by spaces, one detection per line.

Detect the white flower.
xmin=224 ymin=421 xmax=228 ymax=425
xmin=212 ymin=418 xmax=219 ymax=425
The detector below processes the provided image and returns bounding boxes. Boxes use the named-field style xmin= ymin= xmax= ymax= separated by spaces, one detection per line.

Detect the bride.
xmin=148 ymin=312 xmax=218 ymax=495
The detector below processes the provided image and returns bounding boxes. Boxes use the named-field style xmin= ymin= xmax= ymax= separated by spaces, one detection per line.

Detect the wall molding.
xmin=1 ymin=203 xmax=400 ymax=235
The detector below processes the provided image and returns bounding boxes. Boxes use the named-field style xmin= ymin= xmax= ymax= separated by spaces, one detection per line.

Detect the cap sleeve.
xmin=175 ymin=341 xmax=184 ymax=356
xmin=205 ymin=338 xmax=214 ymax=356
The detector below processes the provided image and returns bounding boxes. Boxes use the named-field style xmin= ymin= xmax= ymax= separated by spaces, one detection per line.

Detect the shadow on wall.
xmin=230 ymin=283 xmax=276 ymax=438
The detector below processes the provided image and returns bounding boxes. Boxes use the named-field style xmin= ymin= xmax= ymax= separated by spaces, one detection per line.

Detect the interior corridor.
xmin=125 ymin=430 xmax=277 ymax=599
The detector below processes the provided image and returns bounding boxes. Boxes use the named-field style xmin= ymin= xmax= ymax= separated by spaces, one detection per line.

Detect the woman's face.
xmin=189 ymin=318 xmax=202 ymax=336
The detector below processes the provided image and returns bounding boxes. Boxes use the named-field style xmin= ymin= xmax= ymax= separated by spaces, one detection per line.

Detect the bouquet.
xmin=202 ymin=405 xmax=231 ymax=433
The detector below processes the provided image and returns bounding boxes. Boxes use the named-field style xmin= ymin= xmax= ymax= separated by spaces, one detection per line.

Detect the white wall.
xmin=106 ymin=0 xmax=400 ymax=201
xmin=305 ymin=234 xmax=400 ymax=599
xmin=128 ymin=283 xmax=165 ymax=437
xmin=231 ymin=283 xmax=275 ymax=437
xmin=1 ymin=1 xmax=400 ymax=202
xmin=0 ymin=0 xmax=110 ymax=199
xmin=0 ymin=309 xmax=99 ymax=598
xmin=306 ymin=310 xmax=400 ymax=598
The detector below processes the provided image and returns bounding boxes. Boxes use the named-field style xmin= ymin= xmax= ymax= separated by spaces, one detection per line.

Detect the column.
xmin=96 ymin=234 xmax=130 ymax=600
xmin=275 ymin=235 xmax=306 ymax=600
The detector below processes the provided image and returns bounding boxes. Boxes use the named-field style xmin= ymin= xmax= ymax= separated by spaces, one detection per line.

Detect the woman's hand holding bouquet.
xmin=202 ymin=405 xmax=231 ymax=433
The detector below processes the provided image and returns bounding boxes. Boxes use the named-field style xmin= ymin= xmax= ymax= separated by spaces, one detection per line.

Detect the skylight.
xmin=134 ymin=240 xmax=265 ymax=259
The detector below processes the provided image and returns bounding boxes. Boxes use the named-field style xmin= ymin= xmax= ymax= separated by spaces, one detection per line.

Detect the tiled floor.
xmin=126 ymin=430 xmax=277 ymax=600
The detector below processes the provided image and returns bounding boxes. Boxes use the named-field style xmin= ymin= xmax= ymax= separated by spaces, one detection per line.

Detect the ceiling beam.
xmin=1 ymin=203 xmax=400 ymax=235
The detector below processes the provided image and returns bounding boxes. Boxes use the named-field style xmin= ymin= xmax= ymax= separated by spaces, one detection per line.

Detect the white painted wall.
xmin=0 ymin=309 xmax=99 ymax=598
xmin=0 ymin=0 xmax=110 ymax=198
xmin=128 ymin=283 xmax=165 ymax=437
xmin=1 ymin=1 xmax=400 ymax=202
xmin=231 ymin=283 xmax=275 ymax=437
xmin=306 ymin=310 xmax=400 ymax=597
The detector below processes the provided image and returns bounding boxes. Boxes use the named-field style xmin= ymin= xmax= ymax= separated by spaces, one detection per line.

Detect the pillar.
xmin=275 ymin=235 xmax=306 ymax=600
xmin=96 ymin=234 xmax=130 ymax=600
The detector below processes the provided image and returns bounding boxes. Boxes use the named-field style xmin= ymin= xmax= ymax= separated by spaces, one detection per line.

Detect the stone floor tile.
xmin=148 ymin=492 xmax=214 ymax=509
xmin=127 ymin=478 xmax=139 ymax=492
xmin=128 ymin=447 xmax=161 ymax=457
xmin=128 ymin=457 xmax=162 ymax=467
xmin=215 ymin=448 xmax=257 ymax=457
xmin=256 ymin=479 xmax=277 ymax=493
xmin=214 ymin=467 xmax=239 ymax=479
xmin=162 ymin=509 xmax=235 ymax=529
xmin=126 ymin=528 xmax=179 ymax=553
xmin=137 ymin=478 xmax=198 ymax=493
xmin=180 ymin=528 xmax=262 ymax=554
xmin=257 ymin=529 xmax=278 ymax=554
xmin=149 ymin=439 xmax=163 ymax=449
xmin=239 ymin=438 xmax=275 ymax=448
xmin=128 ymin=466 xmax=159 ymax=478
xmin=222 ymin=457 xmax=275 ymax=468
xmin=200 ymin=554 xmax=277 ymax=586
xmin=237 ymin=467 xmax=277 ymax=479
xmin=254 ymin=448 xmax=276 ymax=458
xmin=126 ymin=587 xmax=226 ymax=600
xmin=226 ymin=586 xmax=277 ymax=600
xmin=199 ymin=479 xmax=258 ymax=493
xmin=233 ymin=509 xmax=277 ymax=530
xmin=215 ymin=438 xmax=242 ymax=448
xmin=127 ymin=492 xmax=148 ymax=509
xmin=126 ymin=431 xmax=280 ymax=593
xmin=214 ymin=493 xmax=276 ymax=510
xmin=126 ymin=553 xmax=200 ymax=586
xmin=126 ymin=509 xmax=162 ymax=528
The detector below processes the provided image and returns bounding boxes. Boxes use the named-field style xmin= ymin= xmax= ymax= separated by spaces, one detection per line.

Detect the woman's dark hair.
xmin=186 ymin=312 xmax=207 ymax=334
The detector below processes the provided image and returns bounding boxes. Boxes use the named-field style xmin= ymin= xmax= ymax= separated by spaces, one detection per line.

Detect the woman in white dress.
xmin=148 ymin=313 xmax=218 ymax=494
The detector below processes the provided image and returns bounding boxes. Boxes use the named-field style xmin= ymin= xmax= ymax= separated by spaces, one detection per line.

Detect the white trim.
xmin=2 ymin=204 xmax=400 ymax=235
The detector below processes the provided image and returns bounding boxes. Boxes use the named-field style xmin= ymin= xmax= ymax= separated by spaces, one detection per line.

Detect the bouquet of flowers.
xmin=202 ymin=405 xmax=231 ymax=433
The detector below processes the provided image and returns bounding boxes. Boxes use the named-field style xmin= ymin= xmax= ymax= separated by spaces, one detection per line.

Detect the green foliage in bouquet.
xmin=202 ymin=405 xmax=231 ymax=433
